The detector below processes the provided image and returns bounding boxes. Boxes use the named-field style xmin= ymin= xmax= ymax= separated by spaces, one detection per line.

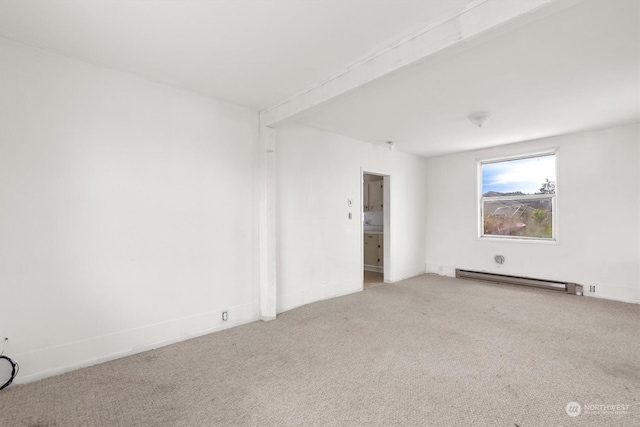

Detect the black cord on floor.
xmin=0 ymin=355 xmax=19 ymax=391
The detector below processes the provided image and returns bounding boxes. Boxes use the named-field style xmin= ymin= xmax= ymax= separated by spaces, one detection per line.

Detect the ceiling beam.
xmin=259 ymin=0 xmax=574 ymax=127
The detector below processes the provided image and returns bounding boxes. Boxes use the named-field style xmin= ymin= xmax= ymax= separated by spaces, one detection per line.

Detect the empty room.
xmin=0 ymin=0 xmax=638 ymax=426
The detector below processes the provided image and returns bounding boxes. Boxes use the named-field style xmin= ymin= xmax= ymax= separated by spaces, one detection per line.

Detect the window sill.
xmin=478 ymin=236 xmax=559 ymax=245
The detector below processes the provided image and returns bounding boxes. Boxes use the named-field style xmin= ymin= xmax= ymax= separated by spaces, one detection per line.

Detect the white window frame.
xmin=478 ymin=151 xmax=558 ymax=242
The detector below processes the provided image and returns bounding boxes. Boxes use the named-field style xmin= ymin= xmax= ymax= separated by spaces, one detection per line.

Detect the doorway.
xmin=362 ymin=172 xmax=389 ymax=289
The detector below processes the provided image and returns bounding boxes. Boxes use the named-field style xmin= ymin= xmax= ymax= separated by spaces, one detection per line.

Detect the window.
xmin=480 ymin=153 xmax=556 ymax=240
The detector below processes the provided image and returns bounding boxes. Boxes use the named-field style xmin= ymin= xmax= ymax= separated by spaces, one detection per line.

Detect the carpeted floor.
xmin=0 ymin=274 xmax=638 ymax=426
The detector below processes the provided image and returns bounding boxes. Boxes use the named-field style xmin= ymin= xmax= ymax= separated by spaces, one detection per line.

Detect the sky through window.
xmin=482 ymin=154 xmax=556 ymax=195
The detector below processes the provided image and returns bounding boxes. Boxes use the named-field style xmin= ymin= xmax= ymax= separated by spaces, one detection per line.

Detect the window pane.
xmin=482 ymin=154 xmax=556 ymax=196
xmin=483 ymin=197 xmax=553 ymax=238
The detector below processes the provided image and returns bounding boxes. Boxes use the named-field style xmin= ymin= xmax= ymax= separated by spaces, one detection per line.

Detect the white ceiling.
xmin=293 ymin=0 xmax=640 ymax=157
xmin=0 ymin=0 xmax=471 ymax=111
xmin=0 ymin=0 xmax=637 ymax=157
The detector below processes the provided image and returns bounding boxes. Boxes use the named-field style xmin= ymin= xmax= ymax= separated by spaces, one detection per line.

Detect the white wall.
xmin=275 ymin=123 xmax=428 ymax=312
xmin=425 ymin=123 xmax=640 ymax=304
xmin=0 ymin=38 xmax=260 ymax=382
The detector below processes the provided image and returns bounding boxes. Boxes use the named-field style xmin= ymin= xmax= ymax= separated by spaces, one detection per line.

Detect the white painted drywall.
xmin=275 ymin=123 xmax=428 ymax=312
xmin=425 ymin=123 xmax=640 ymax=304
xmin=0 ymin=38 xmax=260 ymax=382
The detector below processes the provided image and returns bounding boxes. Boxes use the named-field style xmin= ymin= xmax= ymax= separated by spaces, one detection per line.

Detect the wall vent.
xmin=455 ymin=269 xmax=582 ymax=295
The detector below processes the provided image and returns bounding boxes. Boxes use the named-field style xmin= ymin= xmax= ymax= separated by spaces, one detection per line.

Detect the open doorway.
xmin=363 ymin=172 xmax=388 ymax=289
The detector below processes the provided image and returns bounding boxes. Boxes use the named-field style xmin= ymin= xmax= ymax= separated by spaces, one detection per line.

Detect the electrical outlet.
xmin=222 ymin=311 xmax=228 ymax=322
xmin=589 ymin=285 xmax=596 ymax=293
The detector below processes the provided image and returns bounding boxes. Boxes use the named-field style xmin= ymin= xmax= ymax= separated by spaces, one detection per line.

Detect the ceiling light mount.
xmin=468 ymin=111 xmax=492 ymax=128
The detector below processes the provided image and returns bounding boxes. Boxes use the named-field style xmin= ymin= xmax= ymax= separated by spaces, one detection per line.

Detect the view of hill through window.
xmin=481 ymin=154 xmax=556 ymax=239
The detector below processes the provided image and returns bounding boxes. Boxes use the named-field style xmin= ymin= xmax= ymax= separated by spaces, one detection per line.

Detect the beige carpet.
xmin=0 ymin=274 xmax=638 ymax=426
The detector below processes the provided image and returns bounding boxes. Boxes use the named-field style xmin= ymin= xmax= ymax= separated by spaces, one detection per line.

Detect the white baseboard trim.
xmin=425 ymin=264 xmax=456 ymax=277
xmin=580 ymin=282 xmax=640 ymax=304
xmin=14 ymin=301 xmax=260 ymax=385
xmin=277 ymin=278 xmax=362 ymax=314
xmin=585 ymin=294 xmax=640 ymax=304
xmin=392 ymin=266 xmax=427 ymax=282
xmin=427 ymin=264 xmax=640 ymax=304
xmin=364 ymin=265 xmax=383 ymax=273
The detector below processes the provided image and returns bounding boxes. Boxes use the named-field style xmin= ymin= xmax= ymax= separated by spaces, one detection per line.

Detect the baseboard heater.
xmin=455 ymin=269 xmax=583 ymax=295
